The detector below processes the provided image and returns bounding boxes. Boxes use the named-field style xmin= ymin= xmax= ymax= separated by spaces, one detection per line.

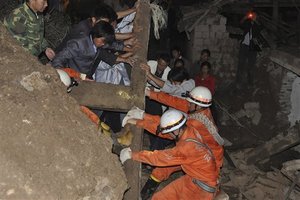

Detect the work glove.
xmin=120 ymin=147 xmax=132 ymax=164
xmin=99 ymin=121 xmax=111 ymax=137
xmin=122 ymin=106 xmax=144 ymax=127
xmin=145 ymin=87 xmax=151 ymax=97
xmin=117 ymin=124 xmax=133 ymax=146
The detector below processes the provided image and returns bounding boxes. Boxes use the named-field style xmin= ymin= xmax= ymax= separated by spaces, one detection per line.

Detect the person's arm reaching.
xmin=140 ymin=63 xmax=165 ymax=88
xmin=51 ymin=40 xmax=80 ymax=69
xmin=147 ymin=73 xmax=165 ymax=88
xmin=132 ymin=145 xmax=188 ymax=167
xmin=135 ymin=113 xmax=173 ymax=140
xmin=161 ymin=79 xmax=195 ymax=96
xmin=117 ymin=7 xmax=136 ymax=19
xmin=148 ymin=91 xmax=190 ymax=113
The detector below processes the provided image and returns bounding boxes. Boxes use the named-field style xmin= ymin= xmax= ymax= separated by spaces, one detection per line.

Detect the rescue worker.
xmin=55 ymin=69 xmax=118 ymax=139
xmin=125 ymin=86 xmax=224 ymax=198
xmin=56 ymin=68 xmax=79 ymax=92
xmin=145 ymin=86 xmax=224 ymax=172
xmin=122 ymin=87 xmax=224 ymax=199
xmin=120 ymin=109 xmax=219 ymax=200
xmin=4 ymin=0 xmax=55 ymax=60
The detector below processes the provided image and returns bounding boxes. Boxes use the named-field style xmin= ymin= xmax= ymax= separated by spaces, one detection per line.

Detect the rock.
xmin=0 ymin=24 xmax=127 ymax=199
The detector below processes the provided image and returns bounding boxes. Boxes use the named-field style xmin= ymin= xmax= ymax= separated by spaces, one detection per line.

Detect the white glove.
xmin=120 ymin=147 xmax=132 ymax=164
xmin=122 ymin=106 xmax=145 ymax=127
xmin=145 ymin=87 xmax=151 ymax=97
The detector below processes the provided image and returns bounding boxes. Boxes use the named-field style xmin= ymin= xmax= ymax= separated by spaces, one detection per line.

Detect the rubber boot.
xmin=140 ymin=177 xmax=160 ymax=200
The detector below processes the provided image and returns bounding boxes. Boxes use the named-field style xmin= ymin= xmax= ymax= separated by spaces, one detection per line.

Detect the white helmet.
xmin=159 ymin=110 xmax=187 ymax=134
xmin=186 ymin=86 xmax=212 ymax=107
xmin=56 ymin=69 xmax=71 ymax=87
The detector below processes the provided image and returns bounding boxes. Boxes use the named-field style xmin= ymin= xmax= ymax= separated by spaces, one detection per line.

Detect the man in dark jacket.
xmin=51 ymin=21 xmax=133 ymax=80
xmin=236 ymin=11 xmax=261 ymax=89
xmin=55 ymin=3 xmax=125 ymax=53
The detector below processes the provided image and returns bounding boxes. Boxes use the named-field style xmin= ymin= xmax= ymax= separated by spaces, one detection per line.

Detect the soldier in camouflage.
xmin=4 ymin=0 xmax=55 ymax=60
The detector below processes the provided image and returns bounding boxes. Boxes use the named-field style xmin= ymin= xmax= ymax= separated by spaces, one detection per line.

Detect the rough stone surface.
xmin=0 ymin=24 xmax=127 ymax=199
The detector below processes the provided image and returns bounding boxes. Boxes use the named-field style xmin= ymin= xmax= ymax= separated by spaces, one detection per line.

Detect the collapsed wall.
xmin=267 ymin=51 xmax=300 ymax=128
xmin=185 ymin=14 xmax=239 ymax=88
xmin=0 ymin=24 xmax=127 ymax=199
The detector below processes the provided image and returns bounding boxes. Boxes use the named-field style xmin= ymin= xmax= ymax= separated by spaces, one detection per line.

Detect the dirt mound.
xmin=0 ymin=24 xmax=127 ymax=199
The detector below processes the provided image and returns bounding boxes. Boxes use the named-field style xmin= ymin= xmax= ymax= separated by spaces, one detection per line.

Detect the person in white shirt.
xmin=146 ymin=53 xmax=171 ymax=91
xmin=145 ymin=53 xmax=172 ymax=151
xmin=141 ymin=63 xmax=194 ymax=97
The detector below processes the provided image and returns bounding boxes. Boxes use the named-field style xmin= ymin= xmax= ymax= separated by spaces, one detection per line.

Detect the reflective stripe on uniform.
xmin=192 ymin=178 xmax=216 ymax=193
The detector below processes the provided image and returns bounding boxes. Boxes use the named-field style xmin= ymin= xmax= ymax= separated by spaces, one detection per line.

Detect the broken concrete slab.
xmin=246 ymin=124 xmax=300 ymax=164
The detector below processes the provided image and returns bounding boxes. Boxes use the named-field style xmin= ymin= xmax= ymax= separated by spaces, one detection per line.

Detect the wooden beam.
xmin=123 ymin=1 xmax=151 ymax=200
xmin=71 ymin=1 xmax=151 ymax=200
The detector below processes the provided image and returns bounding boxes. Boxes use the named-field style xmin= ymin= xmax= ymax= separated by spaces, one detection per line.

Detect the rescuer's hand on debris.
xmin=79 ymin=73 xmax=87 ymax=80
xmin=116 ymin=125 xmax=134 ymax=146
xmin=122 ymin=107 xmax=144 ymax=127
xmin=78 ymin=73 xmax=94 ymax=81
xmin=120 ymin=147 xmax=132 ymax=164
xmin=126 ymin=118 xmax=138 ymax=125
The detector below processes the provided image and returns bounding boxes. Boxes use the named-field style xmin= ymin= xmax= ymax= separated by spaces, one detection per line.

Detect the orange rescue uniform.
xmin=133 ymin=114 xmax=218 ymax=200
xmin=80 ymin=106 xmax=100 ymax=126
xmin=149 ymin=91 xmax=224 ymax=171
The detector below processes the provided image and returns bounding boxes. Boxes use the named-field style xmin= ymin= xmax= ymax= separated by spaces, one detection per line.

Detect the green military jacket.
xmin=3 ymin=3 xmax=48 ymax=56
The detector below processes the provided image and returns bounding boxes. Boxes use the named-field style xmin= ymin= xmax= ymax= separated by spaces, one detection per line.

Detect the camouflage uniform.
xmin=3 ymin=3 xmax=48 ymax=56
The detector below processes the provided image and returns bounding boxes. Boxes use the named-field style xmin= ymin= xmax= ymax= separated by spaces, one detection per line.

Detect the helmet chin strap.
xmin=169 ymin=128 xmax=185 ymax=142
xmin=188 ymin=105 xmax=198 ymax=114
xmin=169 ymin=131 xmax=180 ymax=142
xmin=169 ymin=132 xmax=177 ymax=139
